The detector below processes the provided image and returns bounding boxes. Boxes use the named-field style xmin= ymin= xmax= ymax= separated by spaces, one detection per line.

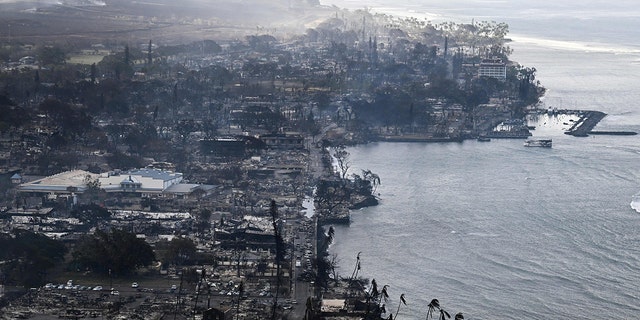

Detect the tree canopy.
xmin=0 ymin=229 xmax=67 ymax=287
xmin=72 ymin=228 xmax=155 ymax=276
xmin=70 ymin=203 xmax=111 ymax=227
xmin=160 ymin=237 xmax=197 ymax=266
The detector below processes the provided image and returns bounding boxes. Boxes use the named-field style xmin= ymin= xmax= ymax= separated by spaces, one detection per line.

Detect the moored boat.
xmin=524 ymin=139 xmax=552 ymax=147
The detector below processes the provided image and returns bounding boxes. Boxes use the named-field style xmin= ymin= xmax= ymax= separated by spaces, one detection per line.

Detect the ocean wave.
xmin=630 ymin=193 xmax=640 ymax=212
xmin=511 ymin=34 xmax=640 ymax=55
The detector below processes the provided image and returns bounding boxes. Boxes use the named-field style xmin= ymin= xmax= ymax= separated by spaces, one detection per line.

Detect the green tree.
xmin=362 ymin=169 xmax=381 ymax=194
xmin=38 ymin=98 xmax=92 ymax=139
xmin=0 ymin=229 xmax=66 ymax=287
xmin=164 ymin=237 xmax=197 ymax=266
xmin=332 ymin=145 xmax=350 ymax=179
xmin=36 ymin=45 xmax=67 ymax=66
xmin=72 ymin=229 xmax=155 ymax=275
xmin=195 ymin=209 xmax=212 ymax=233
xmin=70 ymin=203 xmax=110 ymax=227
xmin=0 ymin=95 xmax=32 ymax=131
xmin=106 ymin=151 xmax=144 ymax=170
xmin=314 ymin=177 xmax=352 ymax=213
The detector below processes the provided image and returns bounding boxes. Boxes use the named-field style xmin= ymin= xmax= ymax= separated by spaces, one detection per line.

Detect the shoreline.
xmin=365 ymin=108 xmax=636 ymax=144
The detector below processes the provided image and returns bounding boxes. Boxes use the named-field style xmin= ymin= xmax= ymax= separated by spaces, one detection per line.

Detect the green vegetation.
xmin=70 ymin=203 xmax=111 ymax=228
xmin=0 ymin=229 xmax=67 ymax=288
xmin=71 ymin=229 xmax=155 ymax=276
xmin=159 ymin=237 xmax=197 ymax=266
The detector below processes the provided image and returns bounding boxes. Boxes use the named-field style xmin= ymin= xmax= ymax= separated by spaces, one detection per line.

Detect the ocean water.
xmin=320 ymin=1 xmax=640 ymax=319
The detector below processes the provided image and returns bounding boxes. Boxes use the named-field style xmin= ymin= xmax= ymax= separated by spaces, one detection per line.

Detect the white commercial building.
xmin=19 ymin=168 xmax=208 ymax=199
xmin=478 ymin=58 xmax=507 ymax=81
xmin=99 ymin=168 xmax=183 ymax=195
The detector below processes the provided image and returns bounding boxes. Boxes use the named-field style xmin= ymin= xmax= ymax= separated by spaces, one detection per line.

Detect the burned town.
xmin=0 ymin=0 xmax=547 ymax=319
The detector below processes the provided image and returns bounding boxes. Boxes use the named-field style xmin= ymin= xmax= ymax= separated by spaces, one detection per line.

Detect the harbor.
xmin=564 ymin=110 xmax=607 ymax=137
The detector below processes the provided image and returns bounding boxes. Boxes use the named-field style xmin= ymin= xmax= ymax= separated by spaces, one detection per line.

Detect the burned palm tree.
xmin=378 ymin=284 xmax=390 ymax=314
xmin=193 ymin=268 xmax=206 ymax=314
xmin=349 ymin=251 xmax=362 ymax=281
xmin=454 ymin=312 xmax=464 ymax=320
xmin=426 ymin=298 xmax=451 ymax=320
xmin=438 ymin=309 xmax=451 ymax=320
xmin=394 ymin=293 xmax=407 ymax=319
xmin=235 ymin=281 xmax=244 ymax=320
xmin=364 ymin=278 xmax=378 ymax=317
xmin=304 ymin=297 xmax=316 ymax=320
xmin=427 ymin=299 xmax=440 ymax=319
xmin=365 ymin=279 xmax=389 ymax=318
xmin=269 ymin=200 xmax=285 ymax=320
xmin=346 ymin=251 xmax=363 ymax=299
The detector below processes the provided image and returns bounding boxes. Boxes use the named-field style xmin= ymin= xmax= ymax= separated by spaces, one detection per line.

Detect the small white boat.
xmin=524 ymin=139 xmax=552 ymax=147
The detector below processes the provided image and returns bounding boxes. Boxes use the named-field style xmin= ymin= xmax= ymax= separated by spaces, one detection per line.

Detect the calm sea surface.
xmin=320 ymin=1 xmax=640 ymax=319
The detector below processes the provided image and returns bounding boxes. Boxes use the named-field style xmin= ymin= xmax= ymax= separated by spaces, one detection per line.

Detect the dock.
xmin=564 ymin=111 xmax=607 ymax=137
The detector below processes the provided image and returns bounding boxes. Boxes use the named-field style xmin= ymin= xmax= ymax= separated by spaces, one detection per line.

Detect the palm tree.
xmin=365 ymin=278 xmax=378 ymax=315
xmin=365 ymin=279 xmax=388 ymax=317
xmin=379 ymin=284 xmax=390 ymax=306
xmin=427 ymin=299 xmax=440 ymax=319
xmin=235 ymin=281 xmax=244 ymax=320
xmin=269 ymin=200 xmax=284 ymax=320
xmin=350 ymin=251 xmax=362 ymax=281
xmin=438 ymin=308 xmax=451 ymax=320
xmin=426 ymin=298 xmax=451 ymax=320
xmin=303 ymin=297 xmax=315 ymax=320
xmin=454 ymin=313 xmax=464 ymax=320
xmin=394 ymin=293 xmax=407 ymax=319
xmin=347 ymin=252 xmax=363 ymax=299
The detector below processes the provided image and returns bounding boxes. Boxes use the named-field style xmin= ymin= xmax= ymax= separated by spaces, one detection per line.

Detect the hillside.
xmin=0 ymin=0 xmax=332 ymax=44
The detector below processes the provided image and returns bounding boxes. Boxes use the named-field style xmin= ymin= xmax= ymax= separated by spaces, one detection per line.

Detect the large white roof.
xmin=19 ymin=170 xmax=99 ymax=193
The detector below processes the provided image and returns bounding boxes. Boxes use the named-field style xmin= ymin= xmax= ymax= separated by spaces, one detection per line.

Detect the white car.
xmin=131 ymin=282 xmax=139 ymax=288
xmin=93 ymin=286 xmax=103 ymax=291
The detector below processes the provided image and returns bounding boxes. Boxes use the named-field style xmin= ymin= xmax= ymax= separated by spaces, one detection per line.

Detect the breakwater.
xmin=377 ymin=135 xmax=464 ymax=143
xmin=589 ymin=131 xmax=638 ymax=136
xmin=564 ymin=111 xmax=607 ymax=137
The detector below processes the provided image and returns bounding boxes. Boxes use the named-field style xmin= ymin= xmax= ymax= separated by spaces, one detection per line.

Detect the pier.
xmin=564 ymin=110 xmax=638 ymax=136
xmin=564 ymin=111 xmax=607 ymax=137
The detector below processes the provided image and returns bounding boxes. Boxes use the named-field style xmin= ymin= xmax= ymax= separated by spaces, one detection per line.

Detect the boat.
xmin=477 ymin=136 xmax=491 ymax=142
xmin=524 ymin=139 xmax=552 ymax=147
